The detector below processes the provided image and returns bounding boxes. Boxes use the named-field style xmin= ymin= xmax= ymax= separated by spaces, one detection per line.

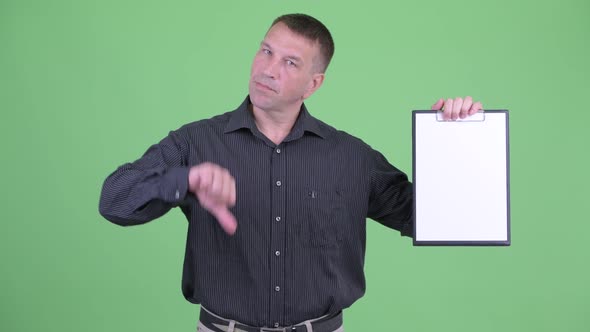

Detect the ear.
xmin=302 ymin=72 xmax=325 ymax=100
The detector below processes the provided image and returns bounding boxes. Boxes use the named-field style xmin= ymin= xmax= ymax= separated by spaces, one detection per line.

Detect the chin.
xmin=249 ymin=90 xmax=274 ymax=111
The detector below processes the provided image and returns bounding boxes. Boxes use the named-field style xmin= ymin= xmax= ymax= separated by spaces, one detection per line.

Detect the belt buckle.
xmin=260 ymin=322 xmax=305 ymax=332
xmin=261 ymin=326 xmax=302 ymax=332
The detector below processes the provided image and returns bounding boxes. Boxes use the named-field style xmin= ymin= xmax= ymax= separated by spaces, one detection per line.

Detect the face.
xmin=249 ymin=22 xmax=325 ymax=113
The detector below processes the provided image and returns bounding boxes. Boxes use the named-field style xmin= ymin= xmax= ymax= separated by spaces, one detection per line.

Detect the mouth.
xmin=254 ymin=81 xmax=276 ymax=93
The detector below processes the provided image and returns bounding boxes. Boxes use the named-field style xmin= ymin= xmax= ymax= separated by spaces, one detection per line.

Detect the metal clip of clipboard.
xmin=436 ymin=110 xmax=486 ymax=122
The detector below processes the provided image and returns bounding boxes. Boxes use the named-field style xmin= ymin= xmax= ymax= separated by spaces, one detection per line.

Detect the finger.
xmin=229 ymin=176 xmax=236 ymax=207
xmin=431 ymin=98 xmax=444 ymax=110
xmin=452 ymin=97 xmax=463 ymax=120
xmin=210 ymin=205 xmax=238 ymax=235
xmin=460 ymin=96 xmax=472 ymax=119
xmin=209 ymin=167 xmax=224 ymax=199
xmin=204 ymin=167 xmax=217 ymax=195
xmin=195 ymin=192 xmax=237 ymax=235
xmin=219 ymin=171 xmax=233 ymax=206
xmin=469 ymin=101 xmax=483 ymax=115
xmin=443 ymin=98 xmax=453 ymax=120
xmin=196 ymin=189 xmax=215 ymax=211
xmin=197 ymin=165 xmax=213 ymax=192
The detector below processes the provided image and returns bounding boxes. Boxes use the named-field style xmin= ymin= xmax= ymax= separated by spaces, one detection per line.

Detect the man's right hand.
xmin=188 ymin=162 xmax=237 ymax=235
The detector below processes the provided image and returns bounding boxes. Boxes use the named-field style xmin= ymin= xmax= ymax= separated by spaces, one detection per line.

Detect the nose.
xmin=262 ymin=58 xmax=281 ymax=79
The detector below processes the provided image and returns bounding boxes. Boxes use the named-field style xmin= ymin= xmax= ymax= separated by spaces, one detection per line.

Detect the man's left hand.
xmin=431 ymin=96 xmax=483 ymax=120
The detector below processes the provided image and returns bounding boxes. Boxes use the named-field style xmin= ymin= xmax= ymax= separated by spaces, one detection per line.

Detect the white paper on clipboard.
xmin=412 ymin=110 xmax=510 ymax=246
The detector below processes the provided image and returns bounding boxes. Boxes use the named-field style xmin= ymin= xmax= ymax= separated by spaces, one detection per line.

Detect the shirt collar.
xmin=223 ymin=96 xmax=327 ymax=140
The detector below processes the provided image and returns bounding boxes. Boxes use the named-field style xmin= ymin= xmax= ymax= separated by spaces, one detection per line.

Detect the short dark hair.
xmin=270 ymin=13 xmax=335 ymax=73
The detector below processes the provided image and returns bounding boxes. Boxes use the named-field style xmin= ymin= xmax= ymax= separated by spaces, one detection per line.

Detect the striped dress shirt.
xmin=99 ymin=96 xmax=413 ymax=328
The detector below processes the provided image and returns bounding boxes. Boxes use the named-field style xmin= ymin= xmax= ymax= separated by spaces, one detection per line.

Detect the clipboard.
xmin=412 ymin=110 xmax=510 ymax=246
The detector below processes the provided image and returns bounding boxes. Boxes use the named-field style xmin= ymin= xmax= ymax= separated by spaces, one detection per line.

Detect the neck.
xmin=250 ymin=103 xmax=302 ymax=145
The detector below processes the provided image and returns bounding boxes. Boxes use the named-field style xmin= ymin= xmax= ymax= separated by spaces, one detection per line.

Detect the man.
xmin=99 ymin=13 xmax=483 ymax=332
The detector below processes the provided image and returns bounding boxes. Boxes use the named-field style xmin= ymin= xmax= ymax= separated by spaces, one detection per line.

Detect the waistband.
xmin=199 ymin=306 xmax=343 ymax=332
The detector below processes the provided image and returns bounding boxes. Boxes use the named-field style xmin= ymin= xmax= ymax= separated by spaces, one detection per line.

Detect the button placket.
xmin=269 ymin=145 xmax=286 ymax=326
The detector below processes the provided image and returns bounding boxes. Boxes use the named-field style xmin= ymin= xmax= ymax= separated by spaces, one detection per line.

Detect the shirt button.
xmin=276 ymin=148 xmax=281 ymax=154
xmin=275 ymin=286 xmax=280 ymax=292
xmin=275 ymin=250 xmax=280 ymax=256
xmin=274 ymin=323 xmax=280 ymax=328
xmin=276 ymin=180 xmax=282 ymax=187
xmin=275 ymin=216 xmax=281 ymax=222
xmin=175 ymin=189 xmax=180 ymax=200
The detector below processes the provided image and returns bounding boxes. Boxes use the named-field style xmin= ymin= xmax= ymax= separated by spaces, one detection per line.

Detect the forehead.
xmin=263 ymin=22 xmax=320 ymax=59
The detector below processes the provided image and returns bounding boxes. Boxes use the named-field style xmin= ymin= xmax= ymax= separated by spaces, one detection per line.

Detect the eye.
xmin=286 ymin=60 xmax=296 ymax=67
xmin=262 ymin=48 xmax=271 ymax=55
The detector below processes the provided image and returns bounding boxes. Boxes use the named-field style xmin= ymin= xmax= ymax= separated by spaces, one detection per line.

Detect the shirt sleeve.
xmin=366 ymin=147 xmax=414 ymax=237
xmin=98 ymin=129 xmax=191 ymax=226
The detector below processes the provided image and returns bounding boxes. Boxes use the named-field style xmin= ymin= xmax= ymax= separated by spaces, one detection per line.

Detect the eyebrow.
xmin=261 ymin=41 xmax=304 ymax=65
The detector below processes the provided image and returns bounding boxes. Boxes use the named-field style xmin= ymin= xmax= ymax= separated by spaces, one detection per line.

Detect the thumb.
xmin=209 ymin=205 xmax=238 ymax=235
xmin=431 ymin=98 xmax=444 ymax=110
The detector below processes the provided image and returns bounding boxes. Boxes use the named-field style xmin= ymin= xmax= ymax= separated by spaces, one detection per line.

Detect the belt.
xmin=199 ymin=306 xmax=343 ymax=332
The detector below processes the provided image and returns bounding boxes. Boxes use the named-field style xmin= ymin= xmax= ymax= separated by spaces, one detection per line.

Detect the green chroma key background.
xmin=1 ymin=0 xmax=588 ymax=331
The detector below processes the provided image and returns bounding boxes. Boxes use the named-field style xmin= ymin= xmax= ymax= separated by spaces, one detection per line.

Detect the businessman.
xmin=99 ymin=13 xmax=483 ymax=332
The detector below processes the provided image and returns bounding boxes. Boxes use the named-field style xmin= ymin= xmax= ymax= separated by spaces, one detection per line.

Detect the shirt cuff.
xmin=161 ymin=167 xmax=190 ymax=205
